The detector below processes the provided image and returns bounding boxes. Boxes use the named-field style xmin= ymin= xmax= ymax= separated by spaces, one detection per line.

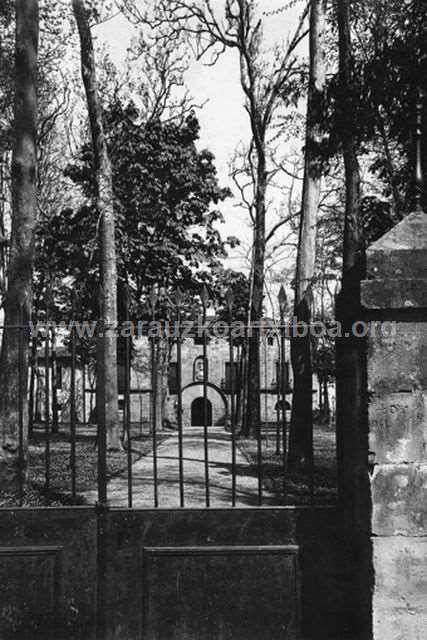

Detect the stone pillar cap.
xmin=362 ymin=210 xmax=427 ymax=309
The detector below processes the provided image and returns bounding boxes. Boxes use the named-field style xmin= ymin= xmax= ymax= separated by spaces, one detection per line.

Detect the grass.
xmin=0 ymin=424 xmax=170 ymax=507
xmin=237 ymin=422 xmax=337 ymax=505
xmin=1 ymin=422 xmax=337 ymax=508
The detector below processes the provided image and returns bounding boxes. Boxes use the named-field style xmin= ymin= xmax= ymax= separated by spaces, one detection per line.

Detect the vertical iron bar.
xmin=176 ymin=306 xmax=185 ymax=507
xmin=263 ymin=335 xmax=268 ymax=427
xmin=51 ymin=325 xmax=58 ymax=433
xmin=44 ymin=323 xmax=50 ymax=500
xmin=125 ymin=317 xmax=132 ymax=508
xmin=255 ymin=324 xmax=263 ymax=506
xmin=151 ymin=308 xmax=159 ymax=508
xmin=202 ymin=305 xmax=210 ymax=507
xmin=236 ymin=343 xmax=243 ymax=426
xmin=18 ymin=310 xmax=24 ymax=506
xmin=28 ymin=332 xmax=36 ymax=437
xmin=228 ymin=312 xmax=236 ymax=507
xmin=82 ymin=363 xmax=87 ymax=425
xmin=281 ymin=313 xmax=287 ymax=502
xmin=139 ymin=390 xmax=143 ymax=436
xmin=276 ymin=342 xmax=281 ymax=456
xmin=97 ymin=319 xmax=107 ymax=506
xmin=70 ymin=324 xmax=77 ymax=500
xmin=241 ymin=330 xmax=248 ymax=436
xmin=310 ymin=405 xmax=315 ymax=505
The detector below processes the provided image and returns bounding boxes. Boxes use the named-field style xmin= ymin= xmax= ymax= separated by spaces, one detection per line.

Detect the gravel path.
xmin=84 ymin=427 xmax=277 ymax=508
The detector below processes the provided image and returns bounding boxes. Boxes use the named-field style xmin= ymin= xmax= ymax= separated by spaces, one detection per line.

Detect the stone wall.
xmin=337 ymin=210 xmax=427 ymax=640
xmin=361 ymin=210 xmax=427 ymax=640
xmin=125 ymin=335 xmax=284 ymax=425
xmin=36 ymin=333 xmax=292 ymax=426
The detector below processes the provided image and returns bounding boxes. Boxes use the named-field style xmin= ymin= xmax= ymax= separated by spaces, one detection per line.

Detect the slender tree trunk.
xmin=335 ymin=0 xmax=367 ymax=534
xmin=323 ymin=378 xmax=330 ymax=419
xmin=337 ymin=0 xmax=362 ymax=278
xmin=72 ymin=0 xmax=119 ymax=449
xmin=318 ymin=374 xmax=323 ymax=412
xmin=245 ymin=162 xmax=267 ymax=436
xmin=156 ymin=337 xmax=169 ymax=432
xmin=0 ymin=0 xmax=38 ymax=490
xmin=288 ymin=0 xmax=327 ymax=471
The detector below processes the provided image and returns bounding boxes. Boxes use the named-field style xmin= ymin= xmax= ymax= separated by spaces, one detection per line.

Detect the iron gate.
xmin=0 ymin=299 xmax=345 ymax=640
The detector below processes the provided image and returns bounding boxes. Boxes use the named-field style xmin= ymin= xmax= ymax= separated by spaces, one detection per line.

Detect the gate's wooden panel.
xmin=142 ymin=545 xmax=299 ymax=640
xmin=105 ymin=507 xmax=346 ymax=640
xmin=0 ymin=546 xmax=61 ymax=640
xmin=0 ymin=506 xmax=352 ymax=639
xmin=0 ymin=508 xmax=97 ymax=640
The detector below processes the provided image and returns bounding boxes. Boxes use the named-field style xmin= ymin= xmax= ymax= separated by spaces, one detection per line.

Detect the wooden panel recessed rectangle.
xmin=142 ymin=545 xmax=300 ymax=640
xmin=0 ymin=546 xmax=62 ymax=640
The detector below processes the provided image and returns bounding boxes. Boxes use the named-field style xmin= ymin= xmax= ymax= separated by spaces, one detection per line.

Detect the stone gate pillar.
xmin=361 ymin=209 xmax=427 ymax=639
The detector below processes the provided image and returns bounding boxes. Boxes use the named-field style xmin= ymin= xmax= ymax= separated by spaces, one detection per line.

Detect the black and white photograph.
xmin=0 ymin=0 xmax=426 ymax=638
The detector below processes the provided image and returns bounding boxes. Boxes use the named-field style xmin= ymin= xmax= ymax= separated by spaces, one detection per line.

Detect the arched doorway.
xmin=181 ymin=383 xmax=227 ymax=426
xmin=191 ymin=397 xmax=212 ymax=426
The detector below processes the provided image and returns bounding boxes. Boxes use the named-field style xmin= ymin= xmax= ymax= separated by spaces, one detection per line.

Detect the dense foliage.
xmin=36 ymin=101 xmax=234 ymax=318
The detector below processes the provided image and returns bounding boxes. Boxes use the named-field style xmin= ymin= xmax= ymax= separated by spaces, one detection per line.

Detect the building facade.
xmin=35 ymin=332 xmax=291 ymax=429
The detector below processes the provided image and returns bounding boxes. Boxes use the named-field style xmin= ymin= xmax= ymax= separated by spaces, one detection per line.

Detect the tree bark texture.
xmin=72 ymin=0 xmax=119 ymax=449
xmin=288 ymin=0 xmax=327 ymax=471
xmin=337 ymin=0 xmax=362 ymax=279
xmin=335 ymin=0 xmax=367 ymax=518
xmin=0 ymin=0 xmax=38 ymax=490
xmin=245 ymin=159 xmax=267 ymax=436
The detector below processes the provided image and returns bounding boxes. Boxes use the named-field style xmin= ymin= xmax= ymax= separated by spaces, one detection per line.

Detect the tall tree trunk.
xmin=288 ymin=0 xmax=327 ymax=471
xmin=335 ymin=0 xmax=368 ymax=540
xmin=337 ymin=0 xmax=362 ymax=278
xmin=156 ymin=337 xmax=169 ymax=433
xmin=72 ymin=0 xmax=119 ymax=449
xmin=0 ymin=0 xmax=38 ymax=490
xmin=245 ymin=162 xmax=267 ymax=436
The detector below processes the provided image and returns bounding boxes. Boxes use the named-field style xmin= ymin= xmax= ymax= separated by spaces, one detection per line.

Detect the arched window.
xmin=193 ymin=356 xmax=208 ymax=382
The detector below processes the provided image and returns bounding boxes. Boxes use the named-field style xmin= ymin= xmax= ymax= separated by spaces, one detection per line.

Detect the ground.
xmin=0 ymin=422 xmax=336 ymax=507
xmin=238 ymin=423 xmax=337 ymax=505
xmin=0 ymin=425 xmax=170 ymax=507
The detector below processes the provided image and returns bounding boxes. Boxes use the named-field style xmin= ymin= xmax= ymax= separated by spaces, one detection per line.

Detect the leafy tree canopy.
xmin=327 ymin=0 xmax=427 ymax=216
xmin=35 ymin=100 xmax=234 ymax=319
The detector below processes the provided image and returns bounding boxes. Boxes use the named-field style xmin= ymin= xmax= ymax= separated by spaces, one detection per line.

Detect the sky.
xmin=95 ymin=1 xmax=308 ymax=273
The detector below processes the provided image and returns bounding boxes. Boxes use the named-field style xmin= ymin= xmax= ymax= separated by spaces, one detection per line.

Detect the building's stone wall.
xmin=130 ymin=335 xmax=284 ymax=425
xmin=36 ymin=333 xmax=289 ymax=427
xmin=180 ymin=383 xmax=227 ymax=425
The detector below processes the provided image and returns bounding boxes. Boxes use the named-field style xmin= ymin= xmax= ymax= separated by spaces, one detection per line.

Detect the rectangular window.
xmin=275 ymin=361 xmax=289 ymax=390
xmin=224 ymin=362 xmax=239 ymax=393
xmin=117 ymin=363 xmax=126 ymax=394
xmin=168 ymin=362 xmax=178 ymax=394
